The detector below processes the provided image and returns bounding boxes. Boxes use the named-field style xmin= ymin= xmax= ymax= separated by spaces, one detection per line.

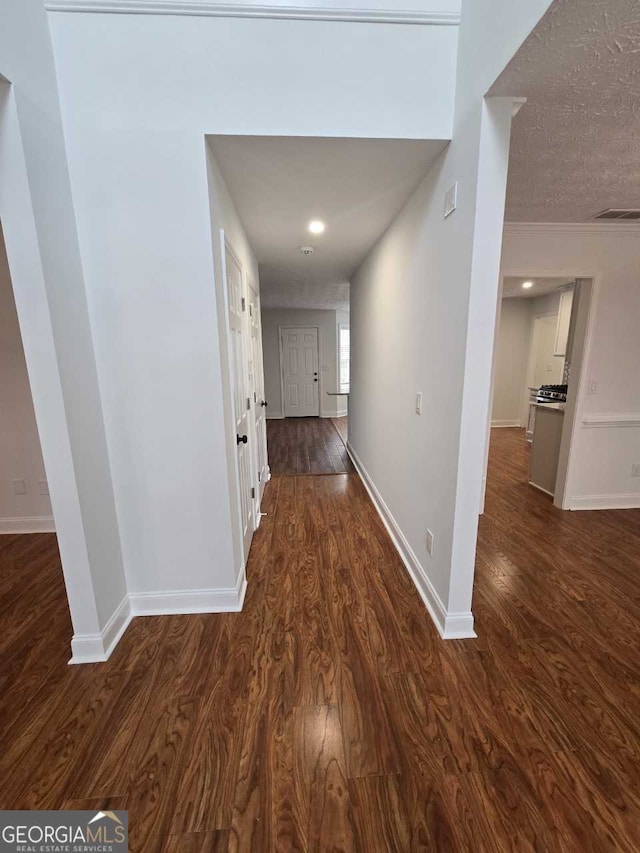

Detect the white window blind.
xmin=339 ymin=325 xmax=350 ymax=392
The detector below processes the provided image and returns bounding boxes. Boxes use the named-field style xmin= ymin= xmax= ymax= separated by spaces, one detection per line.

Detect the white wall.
xmin=530 ymin=290 xmax=561 ymax=317
xmin=491 ymin=298 xmax=531 ymax=426
xmin=45 ymin=10 xmax=457 ymax=604
xmin=0 ymin=224 xmax=52 ymax=528
xmin=0 ymin=2 xmax=129 ymax=661
xmin=502 ymin=223 xmax=640 ymax=509
xmin=262 ymin=308 xmax=345 ymax=419
xmin=348 ymin=0 xmax=553 ymax=638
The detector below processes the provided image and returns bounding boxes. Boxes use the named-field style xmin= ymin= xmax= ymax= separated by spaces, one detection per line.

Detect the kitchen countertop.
xmin=534 ymin=401 xmax=565 ymax=413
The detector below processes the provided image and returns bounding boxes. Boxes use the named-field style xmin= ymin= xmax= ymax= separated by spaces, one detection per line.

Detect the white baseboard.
xmin=69 ymin=570 xmax=247 ymax=663
xmin=69 ymin=594 xmax=132 ymax=664
xmin=491 ymin=420 xmax=522 ymax=428
xmin=0 ymin=515 xmax=55 ymax=534
xmin=130 ymin=568 xmax=247 ymax=616
xmin=345 ymin=442 xmax=475 ymax=640
xmin=529 ymin=481 xmax=555 ymax=498
xmin=266 ymin=412 xmax=284 ymax=420
xmin=569 ymin=493 xmax=640 ymax=511
xmin=336 ymin=409 xmax=348 ymax=418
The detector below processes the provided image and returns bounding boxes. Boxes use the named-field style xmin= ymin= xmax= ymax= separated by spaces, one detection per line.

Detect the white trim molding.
xmin=69 ymin=595 xmax=132 ymax=664
xmin=130 ymin=569 xmax=247 ymax=615
xmin=582 ymin=413 xmax=640 ymax=429
xmin=69 ymin=570 xmax=247 ymax=663
xmin=0 ymin=516 xmax=55 ymax=534
xmin=346 ymin=441 xmax=475 ymax=639
xmin=570 ymin=493 xmax=640 ymax=511
xmin=266 ymin=412 xmax=285 ymax=420
xmin=504 ymin=221 xmax=640 ymax=236
xmin=44 ymin=0 xmax=461 ymax=25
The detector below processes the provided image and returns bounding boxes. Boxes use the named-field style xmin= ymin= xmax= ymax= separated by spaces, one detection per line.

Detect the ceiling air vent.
xmin=299 ymin=245 xmax=315 ymax=255
xmin=592 ymin=208 xmax=640 ymax=220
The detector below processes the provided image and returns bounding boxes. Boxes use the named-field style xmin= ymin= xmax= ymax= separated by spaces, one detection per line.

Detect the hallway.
xmin=0 ymin=430 xmax=639 ymax=849
xmin=267 ymin=416 xmax=353 ymax=476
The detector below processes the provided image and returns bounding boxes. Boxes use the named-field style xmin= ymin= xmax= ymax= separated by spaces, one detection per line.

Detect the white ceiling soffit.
xmin=490 ymin=0 xmax=640 ymax=223
xmin=502 ymin=276 xmax=574 ymax=299
xmin=209 ymin=135 xmax=448 ymax=310
xmin=44 ymin=0 xmax=461 ymax=25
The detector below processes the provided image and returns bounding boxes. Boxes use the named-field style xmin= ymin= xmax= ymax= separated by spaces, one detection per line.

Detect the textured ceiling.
xmin=209 ymin=136 xmax=448 ymax=310
xmin=503 ymin=276 xmax=574 ymax=299
xmin=491 ymin=0 xmax=640 ymax=222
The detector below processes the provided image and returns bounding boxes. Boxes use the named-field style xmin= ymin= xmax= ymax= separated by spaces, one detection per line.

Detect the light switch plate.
xmin=426 ymin=529 xmax=434 ymax=556
xmin=444 ymin=182 xmax=457 ymax=218
xmin=416 ymin=392 xmax=423 ymax=415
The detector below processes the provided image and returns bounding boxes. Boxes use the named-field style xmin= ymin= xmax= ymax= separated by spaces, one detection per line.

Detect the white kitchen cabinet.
xmin=529 ymin=406 xmax=565 ymax=496
xmin=554 ymin=288 xmax=574 ymax=357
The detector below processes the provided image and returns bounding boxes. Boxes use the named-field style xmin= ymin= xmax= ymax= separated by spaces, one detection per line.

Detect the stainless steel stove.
xmin=536 ymin=384 xmax=568 ymax=403
xmin=526 ymin=384 xmax=568 ymax=443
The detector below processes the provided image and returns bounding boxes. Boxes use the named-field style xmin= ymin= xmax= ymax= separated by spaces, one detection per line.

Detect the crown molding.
xmin=44 ymin=0 xmax=461 ymax=25
xmin=504 ymin=221 xmax=640 ymax=235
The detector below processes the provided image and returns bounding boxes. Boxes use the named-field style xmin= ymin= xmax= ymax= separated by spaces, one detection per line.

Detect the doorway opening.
xmin=207 ymin=132 xmax=443 ymax=577
xmin=0 ymin=220 xmax=71 ymax=669
xmin=486 ymin=274 xmax=594 ymax=509
xmin=266 ymin=323 xmax=351 ymax=476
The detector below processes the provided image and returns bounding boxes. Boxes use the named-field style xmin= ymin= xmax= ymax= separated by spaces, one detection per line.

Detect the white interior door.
xmin=248 ymin=283 xmax=268 ymax=501
xmin=281 ymin=327 xmax=319 ymax=417
xmin=225 ymin=243 xmax=254 ymax=560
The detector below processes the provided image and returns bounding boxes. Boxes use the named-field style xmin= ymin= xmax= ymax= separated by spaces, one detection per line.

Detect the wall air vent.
xmin=592 ymin=208 xmax=640 ymax=220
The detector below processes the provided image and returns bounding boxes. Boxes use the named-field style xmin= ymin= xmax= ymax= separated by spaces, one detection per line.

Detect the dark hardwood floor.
xmin=1 ymin=427 xmax=640 ymax=850
xmin=331 ymin=415 xmax=348 ymax=446
xmin=267 ymin=416 xmax=353 ymax=476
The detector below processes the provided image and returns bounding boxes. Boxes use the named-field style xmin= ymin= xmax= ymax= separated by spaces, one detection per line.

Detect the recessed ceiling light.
xmin=522 ymin=281 xmax=534 ymax=289
xmin=308 ymin=220 xmax=325 ymax=234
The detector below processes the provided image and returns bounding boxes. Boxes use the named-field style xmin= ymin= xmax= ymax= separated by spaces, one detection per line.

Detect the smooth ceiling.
xmin=491 ymin=0 xmax=640 ymax=222
xmin=209 ymin=135 xmax=448 ymax=310
xmin=503 ymin=276 xmax=574 ymax=299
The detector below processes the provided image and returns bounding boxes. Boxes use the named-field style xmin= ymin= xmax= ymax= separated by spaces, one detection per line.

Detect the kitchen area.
xmin=491 ymin=277 xmax=583 ymax=499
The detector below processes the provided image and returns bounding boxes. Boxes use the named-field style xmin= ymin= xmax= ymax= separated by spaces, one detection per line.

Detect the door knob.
xmin=260 ymin=400 xmax=268 ymax=407
xmin=236 ymin=434 xmax=248 ymax=445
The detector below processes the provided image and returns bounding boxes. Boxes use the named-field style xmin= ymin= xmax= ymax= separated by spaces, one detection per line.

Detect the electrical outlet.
xmin=426 ymin=529 xmax=434 ymax=556
xmin=416 ymin=392 xmax=423 ymax=415
xmin=587 ymin=379 xmax=598 ymax=395
xmin=13 ymin=479 xmax=26 ymax=495
xmin=631 ymin=463 xmax=640 ymax=478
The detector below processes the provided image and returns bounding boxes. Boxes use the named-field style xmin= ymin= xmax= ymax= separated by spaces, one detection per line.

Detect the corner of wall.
xmin=69 ymin=594 xmax=132 ymax=665
xmin=346 ymin=441 xmax=475 ymax=640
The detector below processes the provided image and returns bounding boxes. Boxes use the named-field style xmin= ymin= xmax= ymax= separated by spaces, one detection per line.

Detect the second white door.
xmin=281 ymin=327 xmax=319 ymax=417
xmin=225 ymin=241 xmax=254 ymax=561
